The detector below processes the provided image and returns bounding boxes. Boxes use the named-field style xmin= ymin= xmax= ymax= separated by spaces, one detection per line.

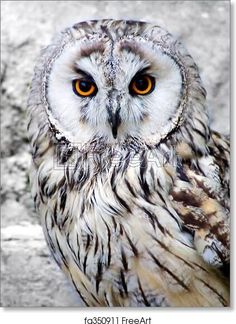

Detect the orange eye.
xmin=129 ymin=75 xmax=155 ymax=95
xmin=73 ymin=79 xmax=97 ymax=97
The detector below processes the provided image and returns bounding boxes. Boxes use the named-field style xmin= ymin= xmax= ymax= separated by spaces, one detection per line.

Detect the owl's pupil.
xmin=80 ymin=80 xmax=92 ymax=92
xmin=135 ymin=77 xmax=148 ymax=91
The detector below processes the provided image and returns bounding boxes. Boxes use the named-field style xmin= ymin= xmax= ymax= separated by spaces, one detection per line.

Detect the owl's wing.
xmin=209 ymin=131 xmax=230 ymax=203
xmin=169 ymin=131 xmax=230 ymax=274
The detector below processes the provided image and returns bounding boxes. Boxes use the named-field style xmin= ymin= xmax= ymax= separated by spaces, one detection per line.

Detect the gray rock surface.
xmin=1 ymin=1 xmax=230 ymax=307
xmin=1 ymin=223 xmax=81 ymax=306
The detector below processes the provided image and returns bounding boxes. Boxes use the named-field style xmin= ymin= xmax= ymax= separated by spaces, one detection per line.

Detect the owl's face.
xmin=36 ymin=20 xmax=205 ymax=148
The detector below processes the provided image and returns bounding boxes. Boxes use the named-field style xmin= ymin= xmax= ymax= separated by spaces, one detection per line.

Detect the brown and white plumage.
xmin=27 ymin=19 xmax=230 ymax=307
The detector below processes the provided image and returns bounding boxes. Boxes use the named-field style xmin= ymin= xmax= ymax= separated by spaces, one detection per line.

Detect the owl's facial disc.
xmin=47 ymin=37 xmax=184 ymax=146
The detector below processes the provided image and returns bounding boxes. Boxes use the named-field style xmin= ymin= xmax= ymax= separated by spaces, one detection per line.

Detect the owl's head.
xmin=28 ymin=19 xmax=208 ymax=151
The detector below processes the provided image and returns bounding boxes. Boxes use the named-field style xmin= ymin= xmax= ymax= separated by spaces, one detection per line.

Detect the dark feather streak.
xmin=148 ymin=250 xmax=190 ymax=291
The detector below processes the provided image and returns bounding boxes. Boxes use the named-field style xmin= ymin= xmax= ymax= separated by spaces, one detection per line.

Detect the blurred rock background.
xmin=1 ymin=1 xmax=230 ymax=307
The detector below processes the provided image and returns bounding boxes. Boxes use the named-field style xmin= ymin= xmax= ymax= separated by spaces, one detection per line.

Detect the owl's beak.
xmin=107 ymin=108 xmax=121 ymax=139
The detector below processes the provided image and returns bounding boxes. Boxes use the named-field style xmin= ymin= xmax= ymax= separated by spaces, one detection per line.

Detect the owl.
xmin=27 ymin=19 xmax=230 ymax=307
